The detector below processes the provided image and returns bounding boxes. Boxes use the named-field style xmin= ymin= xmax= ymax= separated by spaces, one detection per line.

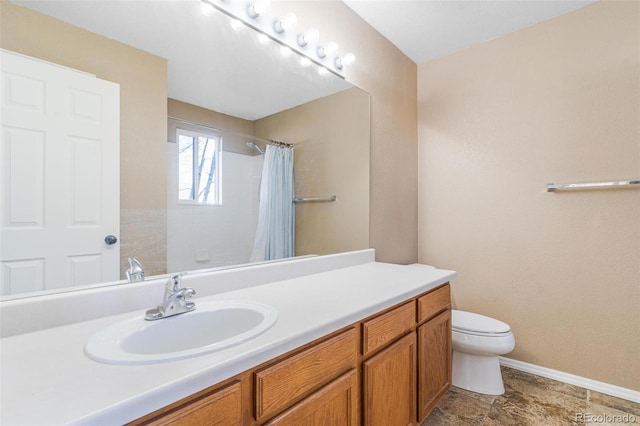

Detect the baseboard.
xmin=499 ymin=357 xmax=640 ymax=403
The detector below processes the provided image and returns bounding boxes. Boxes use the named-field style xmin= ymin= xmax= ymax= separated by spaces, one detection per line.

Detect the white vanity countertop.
xmin=1 ymin=258 xmax=456 ymax=425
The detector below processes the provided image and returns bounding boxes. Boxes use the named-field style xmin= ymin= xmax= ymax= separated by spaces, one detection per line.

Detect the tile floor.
xmin=423 ymin=367 xmax=640 ymax=425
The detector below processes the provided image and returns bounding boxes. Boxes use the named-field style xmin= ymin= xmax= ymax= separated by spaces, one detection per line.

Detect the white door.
xmin=0 ymin=50 xmax=120 ymax=296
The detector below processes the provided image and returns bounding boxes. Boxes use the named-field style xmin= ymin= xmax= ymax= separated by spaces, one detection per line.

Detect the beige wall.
xmin=276 ymin=1 xmax=418 ymax=264
xmin=168 ymin=99 xmax=255 ymax=149
xmin=255 ymin=87 xmax=370 ymax=256
xmin=1 ymin=0 xmax=168 ymax=277
xmin=418 ymin=1 xmax=640 ymax=389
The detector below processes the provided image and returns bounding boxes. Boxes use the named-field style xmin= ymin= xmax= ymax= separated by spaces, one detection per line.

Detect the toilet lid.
xmin=452 ymin=310 xmax=511 ymax=335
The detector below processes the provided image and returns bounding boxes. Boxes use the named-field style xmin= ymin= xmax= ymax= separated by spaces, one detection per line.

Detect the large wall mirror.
xmin=0 ymin=0 xmax=370 ymax=299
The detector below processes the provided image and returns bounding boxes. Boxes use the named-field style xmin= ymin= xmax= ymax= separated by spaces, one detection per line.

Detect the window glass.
xmin=177 ymin=129 xmax=221 ymax=205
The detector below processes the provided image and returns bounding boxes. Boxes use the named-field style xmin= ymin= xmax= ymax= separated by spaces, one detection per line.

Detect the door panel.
xmin=0 ymin=50 xmax=120 ymax=296
xmin=1 ymin=259 xmax=45 ymax=294
xmin=69 ymin=136 xmax=103 ymax=225
xmin=2 ymin=127 xmax=45 ymax=227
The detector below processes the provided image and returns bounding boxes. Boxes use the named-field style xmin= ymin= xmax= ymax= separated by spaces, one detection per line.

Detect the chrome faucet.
xmin=145 ymin=274 xmax=196 ymax=320
xmin=125 ymin=258 xmax=145 ymax=282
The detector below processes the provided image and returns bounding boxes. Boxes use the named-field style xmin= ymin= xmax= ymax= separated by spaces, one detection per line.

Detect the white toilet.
xmin=451 ymin=310 xmax=515 ymax=395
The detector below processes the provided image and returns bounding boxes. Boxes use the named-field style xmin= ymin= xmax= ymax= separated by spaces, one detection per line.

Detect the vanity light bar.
xmin=200 ymin=0 xmax=354 ymax=78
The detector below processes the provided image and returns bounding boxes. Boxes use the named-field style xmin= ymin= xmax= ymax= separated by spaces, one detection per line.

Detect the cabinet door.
xmin=136 ymin=381 xmax=243 ymax=426
xmin=362 ymin=333 xmax=417 ymax=426
xmin=417 ymin=309 xmax=452 ymax=422
xmin=254 ymin=328 xmax=357 ymax=422
xmin=264 ymin=370 xmax=358 ymax=426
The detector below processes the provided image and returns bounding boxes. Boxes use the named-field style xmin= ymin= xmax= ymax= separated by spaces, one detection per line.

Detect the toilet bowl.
xmin=451 ymin=310 xmax=515 ymax=395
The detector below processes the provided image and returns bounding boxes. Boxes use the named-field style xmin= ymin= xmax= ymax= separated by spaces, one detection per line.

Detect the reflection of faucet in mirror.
xmin=125 ymin=258 xmax=145 ymax=283
xmin=145 ymin=274 xmax=196 ymax=321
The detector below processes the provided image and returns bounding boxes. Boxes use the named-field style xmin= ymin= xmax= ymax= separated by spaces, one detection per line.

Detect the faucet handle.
xmin=148 ymin=273 xmax=195 ymax=320
xmin=181 ymin=287 xmax=196 ymax=298
xmin=166 ymin=273 xmax=185 ymax=292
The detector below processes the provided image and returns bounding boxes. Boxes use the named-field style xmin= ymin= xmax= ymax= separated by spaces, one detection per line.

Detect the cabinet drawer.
xmin=255 ymin=328 xmax=357 ymax=422
xmin=417 ymin=284 xmax=450 ymax=323
xmin=132 ymin=381 xmax=243 ymax=426
xmin=362 ymin=301 xmax=415 ymax=355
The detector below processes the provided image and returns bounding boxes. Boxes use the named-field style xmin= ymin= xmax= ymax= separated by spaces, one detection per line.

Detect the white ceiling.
xmin=343 ymin=0 xmax=599 ymax=64
xmin=13 ymin=0 xmax=352 ymax=121
xmin=13 ymin=0 xmax=599 ymax=120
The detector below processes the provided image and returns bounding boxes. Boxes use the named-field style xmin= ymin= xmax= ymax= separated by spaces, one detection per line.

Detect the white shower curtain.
xmin=250 ymin=144 xmax=295 ymax=262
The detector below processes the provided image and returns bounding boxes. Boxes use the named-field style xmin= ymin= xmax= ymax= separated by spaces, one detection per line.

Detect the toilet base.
xmin=452 ymin=350 xmax=505 ymax=395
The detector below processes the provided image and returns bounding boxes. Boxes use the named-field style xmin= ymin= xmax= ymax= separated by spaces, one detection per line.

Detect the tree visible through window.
xmin=177 ymin=129 xmax=221 ymax=205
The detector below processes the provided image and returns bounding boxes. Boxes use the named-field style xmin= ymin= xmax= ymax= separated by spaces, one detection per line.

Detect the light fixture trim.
xmin=200 ymin=0 xmax=354 ymax=78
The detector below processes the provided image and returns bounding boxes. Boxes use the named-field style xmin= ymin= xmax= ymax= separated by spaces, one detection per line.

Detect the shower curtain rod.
xmin=168 ymin=115 xmax=290 ymax=147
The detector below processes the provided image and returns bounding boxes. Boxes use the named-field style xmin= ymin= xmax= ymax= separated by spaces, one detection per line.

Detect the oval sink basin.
xmin=85 ymin=300 xmax=278 ymax=365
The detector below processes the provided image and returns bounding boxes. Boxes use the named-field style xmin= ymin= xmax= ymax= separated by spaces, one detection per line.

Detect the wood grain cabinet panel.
xmin=131 ymin=381 xmax=243 ymax=426
xmin=362 ymin=301 xmax=415 ymax=355
xmin=362 ymin=333 xmax=417 ymax=426
xmin=255 ymin=328 xmax=357 ymax=422
xmin=417 ymin=309 xmax=452 ymax=422
xmin=263 ymin=370 xmax=359 ymax=426
xmin=417 ymin=284 xmax=450 ymax=323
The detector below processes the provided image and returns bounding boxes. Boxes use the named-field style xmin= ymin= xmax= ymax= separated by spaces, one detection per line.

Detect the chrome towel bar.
xmin=293 ymin=196 xmax=337 ymax=203
xmin=547 ymin=180 xmax=640 ymax=192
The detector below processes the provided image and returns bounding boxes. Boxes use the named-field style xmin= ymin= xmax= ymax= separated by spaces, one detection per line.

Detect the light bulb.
xmin=248 ymin=0 xmax=269 ymax=19
xmin=297 ymin=28 xmax=319 ymax=47
xmin=342 ymin=52 xmax=356 ymax=66
xmin=274 ymin=13 xmax=297 ymax=34
xmin=200 ymin=1 xmax=215 ymax=16
xmin=317 ymin=41 xmax=338 ymax=59
xmin=335 ymin=52 xmax=356 ymax=69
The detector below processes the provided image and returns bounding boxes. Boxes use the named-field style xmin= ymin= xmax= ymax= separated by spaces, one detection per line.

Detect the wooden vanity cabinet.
xmin=417 ymin=310 xmax=452 ymax=420
xmin=360 ymin=301 xmax=416 ymax=425
xmin=361 ymin=283 xmax=451 ymax=426
xmin=263 ymin=370 xmax=359 ymax=425
xmin=130 ymin=283 xmax=451 ymax=426
xmin=416 ymin=285 xmax=452 ymax=422
xmin=362 ymin=333 xmax=417 ymax=426
xmin=361 ymin=301 xmax=414 ymax=355
xmin=129 ymin=373 xmax=252 ymax=426
xmin=254 ymin=328 xmax=357 ymax=423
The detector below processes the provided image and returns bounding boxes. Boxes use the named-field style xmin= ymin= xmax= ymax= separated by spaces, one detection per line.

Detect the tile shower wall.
xmin=120 ymin=209 xmax=167 ymax=278
xmin=167 ymin=149 xmax=263 ymax=272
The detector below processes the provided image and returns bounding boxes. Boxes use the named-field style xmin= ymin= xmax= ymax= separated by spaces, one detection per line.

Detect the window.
xmin=177 ymin=128 xmax=222 ymax=205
